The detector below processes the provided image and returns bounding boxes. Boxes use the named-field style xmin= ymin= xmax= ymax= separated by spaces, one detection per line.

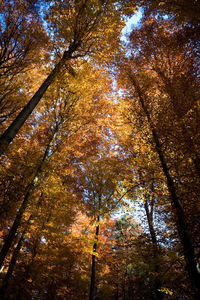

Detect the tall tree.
xmin=76 ymin=155 xmax=124 ymax=299
xmin=116 ymin=62 xmax=200 ymax=298
xmin=0 ymin=0 xmax=135 ymax=156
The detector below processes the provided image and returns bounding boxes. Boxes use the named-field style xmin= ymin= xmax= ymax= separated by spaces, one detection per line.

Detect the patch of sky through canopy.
xmin=121 ymin=8 xmax=143 ymax=43
xmin=112 ymin=8 xmax=143 ymax=100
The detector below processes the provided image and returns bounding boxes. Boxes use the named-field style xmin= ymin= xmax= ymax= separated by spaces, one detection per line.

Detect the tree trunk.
xmin=0 ymin=193 xmax=43 ymax=299
xmin=144 ymin=197 xmax=163 ymax=300
xmin=129 ymin=73 xmax=200 ymax=299
xmin=89 ymin=216 xmax=100 ymax=300
xmin=0 ymin=129 xmax=57 ymax=270
xmin=14 ymin=212 xmax=51 ymax=300
xmin=115 ymin=283 xmax=119 ymax=300
xmin=0 ymin=224 xmax=28 ymax=299
xmin=0 ymin=50 xmax=73 ymax=156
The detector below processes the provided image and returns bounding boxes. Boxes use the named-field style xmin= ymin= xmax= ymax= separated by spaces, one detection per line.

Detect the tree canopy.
xmin=0 ymin=0 xmax=199 ymax=299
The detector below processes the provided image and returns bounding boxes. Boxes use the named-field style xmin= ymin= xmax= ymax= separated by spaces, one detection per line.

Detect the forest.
xmin=0 ymin=0 xmax=199 ymax=299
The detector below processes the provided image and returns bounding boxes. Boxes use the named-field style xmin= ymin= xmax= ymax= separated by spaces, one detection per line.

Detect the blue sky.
xmin=121 ymin=8 xmax=143 ymax=42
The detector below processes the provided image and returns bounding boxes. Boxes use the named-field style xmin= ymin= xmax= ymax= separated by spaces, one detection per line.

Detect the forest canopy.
xmin=0 ymin=0 xmax=200 ymax=299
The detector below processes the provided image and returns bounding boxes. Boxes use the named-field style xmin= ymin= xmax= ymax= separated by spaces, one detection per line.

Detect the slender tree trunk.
xmin=144 ymin=201 xmax=157 ymax=247
xmin=0 ymin=223 xmax=28 ymax=299
xmin=129 ymin=73 xmax=200 ymax=299
xmin=15 ymin=211 xmax=51 ymax=300
xmin=16 ymin=288 xmax=21 ymax=300
xmin=89 ymin=216 xmax=100 ymax=300
xmin=144 ymin=197 xmax=163 ymax=300
xmin=115 ymin=283 xmax=119 ymax=300
xmin=0 ymin=193 xmax=43 ymax=299
xmin=0 ymin=50 xmax=73 ymax=156
xmin=0 ymin=129 xmax=57 ymax=270
xmin=122 ymin=276 xmax=126 ymax=300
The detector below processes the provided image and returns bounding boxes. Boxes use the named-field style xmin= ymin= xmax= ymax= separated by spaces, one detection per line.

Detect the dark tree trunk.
xmin=122 ymin=278 xmax=126 ymax=300
xmin=0 ymin=129 xmax=57 ymax=269
xmin=89 ymin=216 xmax=100 ymax=300
xmin=115 ymin=283 xmax=119 ymax=300
xmin=144 ymin=194 xmax=158 ymax=248
xmin=144 ymin=198 xmax=163 ymax=300
xmin=0 ymin=50 xmax=74 ymax=156
xmin=14 ymin=212 xmax=51 ymax=300
xmin=0 ymin=225 xmax=27 ymax=299
xmin=0 ymin=193 xmax=43 ymax=299
xmin=129 ymin=73 xmax=200 ymax=299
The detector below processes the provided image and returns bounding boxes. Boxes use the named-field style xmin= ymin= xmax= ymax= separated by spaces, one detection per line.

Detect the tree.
xmin=75 ymin=155 xmax=124 ymax=300
xmin=0 ymin=61 xmax=117 ymax=298
xmin=128 ymin=17 xmax=200 ymax=176
xmin=116 ymin=55 xmax=200 ymax=298
xmin=0 ymin=0 xmax=136 ymax=156
xmin=0 ymin=1 xmax=199 ymax=299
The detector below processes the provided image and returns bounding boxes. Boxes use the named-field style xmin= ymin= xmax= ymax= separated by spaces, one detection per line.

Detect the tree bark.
xmin=129 ymin=72 xmax=200 ymax=299
xmin=144 ymin=197 xmax=163 ymax=300
xmin=14 ymin=211 xmax=51 ymax=300
xmin=144 ymin=201 xmax=157 ymax=247
xmin=0 ymin=50 xmax=73 ymax=156
xmin=89 ymin=216 xmax=100 ymax=300
xmin=0 ymin=193 xmax=43 ymax=299
xmin=0 ymin=224 xmax=28 ymax=299
xmin=0 ymin=129 xmax=57 ymax=270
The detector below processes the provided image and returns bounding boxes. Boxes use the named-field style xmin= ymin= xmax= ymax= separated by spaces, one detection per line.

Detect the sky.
xmin=121 ymin=8 xmax=143 ymax=42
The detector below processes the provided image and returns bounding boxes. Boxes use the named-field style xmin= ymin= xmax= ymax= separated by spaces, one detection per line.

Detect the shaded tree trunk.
xmin=144 ymin=200 xmax=157 ymax=247
xmin=0 ymin=224 xmax=28 ymax=299
xmin=0 ymin=49 xmax=75 ymax=156
xmin=0 ymin=193 xmax=43 ymax=299
xmin=115 ymin=283 xmax=119 ymax=300
xmin=144 ymin=195 xmax=163 ymax=300
xmin=0 ymin=128 xmax=57 ymax=269
xmin=89 ymin=216 xmax=100 ymax=300
xmin=129 ymin=72 xmax=200 ymax=299
xmin=15 ymin=211 xmax=51 ymax=300
xmin=122 ymin=276 xmax=126 ymax=300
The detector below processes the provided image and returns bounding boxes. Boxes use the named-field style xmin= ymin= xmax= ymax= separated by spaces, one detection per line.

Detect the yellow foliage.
xmin=158 ymin=288 xmax=173 ymax=296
